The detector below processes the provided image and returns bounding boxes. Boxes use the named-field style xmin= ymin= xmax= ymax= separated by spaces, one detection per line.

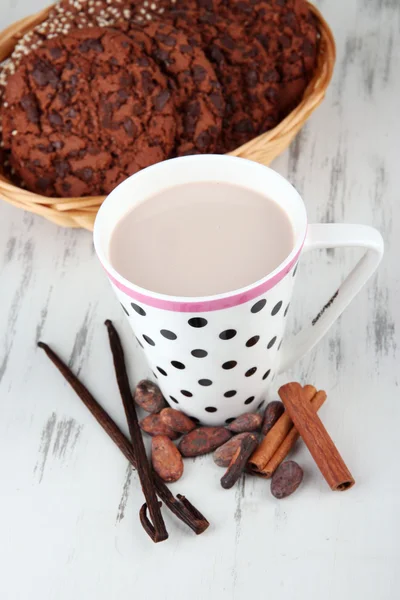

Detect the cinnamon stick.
xmin=262 ymin=390 xmax=327 ymax=478
xmin=38 ymin=341 xmax=209 ymax=535
xmin=105 ymin=320 xmax=168 ymax=543
xmin=279 ymin=382 xmax=354 ymax=491
xmin=303 ymin=384 xmax=318 ymax=401
xmin=248 ymin=385 xmax=317 ymax=474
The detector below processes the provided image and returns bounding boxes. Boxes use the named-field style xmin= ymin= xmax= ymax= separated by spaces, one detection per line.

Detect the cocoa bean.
xmin=220 ymin=434 xmax=259 ymax=489
xmin=271 ymin=460 xmax=303 ymax=499
xmin=213 ymin=433 xmax=256 ymax=467
xmin=151 ymin=435 xmax=184 ymax=483
xmin=262 ymin=401 xmax=285 ymax=435
xmin=140 ymin=414 xmax=179 ymax=440
xmin=160 ymin=408 xmax=196 ymax=434
xmin=179 ymin=427 xmax=232 ymax=457
xmin=134 ymin=379 xmax=166 ymax=413
xmin=226 ymin=412 xmax=262 ymax=433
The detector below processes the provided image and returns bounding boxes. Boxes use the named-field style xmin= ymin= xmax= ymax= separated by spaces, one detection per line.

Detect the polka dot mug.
xmin=94 ymin=156 xmax=383 ymax=425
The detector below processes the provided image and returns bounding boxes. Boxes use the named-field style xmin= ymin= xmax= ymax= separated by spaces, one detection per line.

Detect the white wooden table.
xmin=1 ymin=1 xmax=399 ymax=598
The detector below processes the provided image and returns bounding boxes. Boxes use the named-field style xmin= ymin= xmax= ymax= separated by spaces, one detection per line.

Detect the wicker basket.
xmin=0 ymin=3 xmax=335 ymax=231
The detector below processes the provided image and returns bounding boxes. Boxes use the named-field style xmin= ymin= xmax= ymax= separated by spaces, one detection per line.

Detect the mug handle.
xmin=279 ymin=224 xmax=384 ymax=373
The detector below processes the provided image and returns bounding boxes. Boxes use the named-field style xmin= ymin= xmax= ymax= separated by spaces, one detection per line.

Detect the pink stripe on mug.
xmin=103 ymin=245 xmax=303 ymax=312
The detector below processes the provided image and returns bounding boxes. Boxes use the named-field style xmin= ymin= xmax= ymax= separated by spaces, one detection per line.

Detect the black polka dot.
xmin=131 ymin=302 xmax=146 ymax=316
xmin=222 ymin=360 xmax=237 ymax=370
xmin=188 ymin=317 xmax=208 ymax=328
xmin=135 ymin=336 xmax=144 ymax=349
xmin=262 ymin=369 xmax=271 ymax=380
xmin=278 ymin=340 xmax=283 ymax=351
xmin=191 ymin=349 xmax=208 ymax=358
xmin=224 ymin=390 xmax=237 ymax=398
xmin=170 ymin=396 xmax=179 ymax=404
xmin=205 ymin=406 xmax=217 ymax=413
xmin=189 ymin=416 xmax=200 ymax=424
xmin=245 ymin=367 xmax=257 ymax=377
xmin=152 ymin=371 xmax=158 ymax=379
xmin=181 ymin=390 xmax=193 ymax=397
xmin=284 ymin=303 xmax=290 ymax=317
xmin=219 ymin=329 xmax=237 ymax=340
xmin=157 ymin=366 xmax=167 ymax=376
xmin=267 ymin=336 xmax=277 ymax=349
xmin=246 ymin=335 xmax=260 ymax=347
xmin=225 ymin=417 xmax=235 ymax=424
xmin=258 ymin=400 xmax=265 ymax=409
xmin=293 ymin=263 xmax=298 ymax=277
xmin=244 ymin=396 xmax=255 ymax=405
xmin=171 ymin=360 xmax=185 ymax=370
xmin=121 ymin=303 xmax=129 ymax=316
xmin=198 ymin=379 xmax=212 ymax=386
xmin=271 ymin=301 xmax=283 ymax=316
xmin=161 ymin=329 xmax=177 ymax=340
xmin=143 ymin=334 xmax=155 ymax=346
xmin=251 ymin=299 xmax=266 ymax=313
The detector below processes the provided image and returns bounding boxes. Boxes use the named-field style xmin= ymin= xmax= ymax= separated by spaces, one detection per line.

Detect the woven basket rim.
xmin=0 ymin=2 xmax=336 ymax=229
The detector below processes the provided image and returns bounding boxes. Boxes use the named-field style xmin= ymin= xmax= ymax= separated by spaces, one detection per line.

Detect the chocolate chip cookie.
xmin=240 ymin=1 xmax=318 ymax=76
xmin=0 ymin=0 xmax=150 ymax=100
xmin=1 ymin=28 xmax=176 ymax=197
xmin=141 ymin=5 xmax=280 ymax=151
xmin=230 ymin=0 xmax=319 ymax=114
xmin=194 ymin=0 xmax=318 ymax=101
xmin=120 ymin=20 xmax=225 ymax=154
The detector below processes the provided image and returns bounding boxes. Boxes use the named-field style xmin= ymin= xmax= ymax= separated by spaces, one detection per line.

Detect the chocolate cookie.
xmin=180 ymin=0 xmax=318 ymax=77
xmin=0 ymin=0 xmax=158 ymax=99
xmin=1 ymin=28 xmax=176 ymax=197
xmin=240 ymin=1 xmax=318 ymax=76
xmin=119 ymin=20 xmax=225 ymax=154
xmin=230 ymin=0 xmax=318 ymax=114
xmin=198 ymin=0 xmax=318 ymax=86
xmin=134 ymin=0 xmax=318 ymax=147
xmin=138 ymin=4 xmax=280 ymax=151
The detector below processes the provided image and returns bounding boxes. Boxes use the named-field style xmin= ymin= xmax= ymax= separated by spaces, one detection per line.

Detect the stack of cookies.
xmin=0 ymin=0 xmax=319 ymax=197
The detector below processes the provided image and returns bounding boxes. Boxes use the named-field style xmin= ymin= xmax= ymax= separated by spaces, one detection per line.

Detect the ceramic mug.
xmin=94 ymin=155 xmax=383 ymax=425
